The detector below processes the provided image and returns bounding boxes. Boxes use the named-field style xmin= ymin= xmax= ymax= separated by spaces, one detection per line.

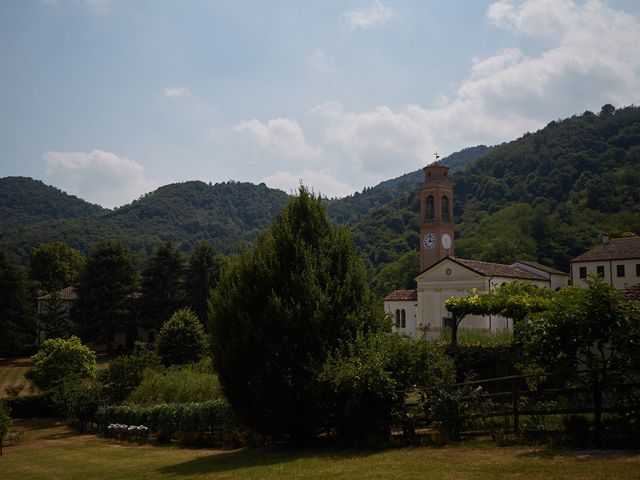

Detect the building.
xmin=384 ymin=162 xmax=569 ymax=339
xmin=36 ymin=286 xmax=156 ymax=350
xmin=570 ymin=235 xmax=640 ymax=290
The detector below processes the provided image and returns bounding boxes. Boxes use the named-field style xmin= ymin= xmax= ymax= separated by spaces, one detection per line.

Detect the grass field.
xmin=0 ymin=357 xmax=33 ymax=398
xmin=1 ymin=419 xmax=639 ymax=480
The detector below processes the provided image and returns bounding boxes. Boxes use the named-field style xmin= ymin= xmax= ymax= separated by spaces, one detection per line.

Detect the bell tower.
xmin=420 ymin=160 xmax=454 ymax=271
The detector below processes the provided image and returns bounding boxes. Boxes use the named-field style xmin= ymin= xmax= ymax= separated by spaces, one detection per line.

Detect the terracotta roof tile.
xmin=571 ymin=236 xmax=640 ymax=262
xmin=513 ymin=260 xmax=568 ymax=276
xmin=37 ymin=286 xmax=78 ymax=301
xmin=621 ymin=283 xmax=640 ymax=301
xmin=384 ymin=289 xmax=417 ymax=301
xmin=452 ymin=258 xmax=546 ymax=280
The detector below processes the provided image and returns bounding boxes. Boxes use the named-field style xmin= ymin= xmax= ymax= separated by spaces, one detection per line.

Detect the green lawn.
xmin=0 ymin=357 xmax=32 ymax=398
xmin=2 ymin=419 xmax=639 ymax=480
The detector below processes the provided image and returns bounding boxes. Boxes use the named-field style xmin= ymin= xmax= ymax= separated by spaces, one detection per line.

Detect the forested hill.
xmin=2 ymin=104 xmax=638 ymax=278
xmin=0 ymin=180 xmax=289 ymax=261
xmin=354 ymin=104 xmax=640 ymax=292
xmin=326 ymin=145 xmax=491 ymax=225
xmin=0 ymin=176 xmax=105 ymax=229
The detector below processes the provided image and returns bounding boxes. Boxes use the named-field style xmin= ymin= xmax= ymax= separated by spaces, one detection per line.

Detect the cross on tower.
xmin=434 ymin=151 xmax=440 ymax=162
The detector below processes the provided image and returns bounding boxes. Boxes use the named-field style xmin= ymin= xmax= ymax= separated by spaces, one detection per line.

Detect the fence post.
xmin=512 ymin=378 xmax=519 ymax=434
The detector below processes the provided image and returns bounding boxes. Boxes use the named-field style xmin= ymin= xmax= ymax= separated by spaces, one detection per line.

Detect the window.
xmin=401 ymin=309 xmax=406 ymax=328
xmin=426 ymin=195 xmax=434 ymax=219
xmin=596 ymin=265 xmax=605 ymax=277
xmin=617 ymin=265 xmax=625 ymax=277
xmin=579 ymin=266 xmax=587 ymax=279
xmin=442 ymin=196 xmax=449 ymax=220
xmin=395 ymin=309 xmax=400 ymax=328
xmin=636 ymin=264 xmax=640 ymax=277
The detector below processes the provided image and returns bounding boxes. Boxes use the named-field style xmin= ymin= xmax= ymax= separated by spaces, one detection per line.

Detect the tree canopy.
xmin=209 ymin=186 xmax=388 ymax=440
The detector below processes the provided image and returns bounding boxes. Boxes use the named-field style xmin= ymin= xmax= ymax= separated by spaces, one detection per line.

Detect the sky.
xmin=1 ymin=0 xmax=639 ymax=208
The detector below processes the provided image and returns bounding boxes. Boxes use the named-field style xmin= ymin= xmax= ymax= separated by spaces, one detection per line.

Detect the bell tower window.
xmin=426 ymin=195 xmax=434 ymax=220
xmin=442 ymin=196 xmax=449 ymax=221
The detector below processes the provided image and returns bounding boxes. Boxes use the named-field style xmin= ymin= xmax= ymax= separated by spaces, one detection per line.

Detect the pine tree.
xmin=139 ymin=242 xmax=186 ymax=328
xmin=74 ymin=241 xmax=137 ymax=350
xmin=210 ymin=186 xmax=387 ymax=440
xmin=0 ymin=251 xmax=35 ymax=355
xmin=185 ymin=241 xmax=224 ymax=330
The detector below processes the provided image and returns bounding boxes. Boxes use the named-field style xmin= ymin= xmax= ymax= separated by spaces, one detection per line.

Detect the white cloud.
xmin=311 ymin=0 xmax=640 ymax=173
xmin=343 ymin=1 xmax=393 ymax=29
xmin=313 ymin=102 xmax=435 ymax=177
xmin=163 ymin=86 xmax=192 ymax=99
xmin=261 ymin=170 xmax=356 ymax=199
xmin=43 ymin=150 xmax=158 ymax=208
xmin=233 ymin=117 xmax=323 ymax=160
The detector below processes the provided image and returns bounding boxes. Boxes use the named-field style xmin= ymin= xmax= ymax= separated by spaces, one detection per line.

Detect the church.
xmin=383 ymin=162 xmax=569 ymax=339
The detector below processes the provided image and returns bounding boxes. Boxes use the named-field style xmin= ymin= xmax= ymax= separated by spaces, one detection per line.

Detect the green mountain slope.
xmin=0 ymin=176 xmax=105 ymax=229
xmin=352 ymin=105 xmax=640 ymax=292
xmin=0 ymin=180 xmax=289 ymax=262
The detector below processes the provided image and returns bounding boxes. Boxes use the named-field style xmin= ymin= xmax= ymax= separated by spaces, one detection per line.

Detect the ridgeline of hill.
xmin=1 ymin=104 xmax=639 ymax=290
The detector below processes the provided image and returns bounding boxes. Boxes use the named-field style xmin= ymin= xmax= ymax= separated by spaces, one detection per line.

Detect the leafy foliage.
xmin=0 ymin=250 xmax=35 ymax=356
xmin=209 ymin=186 xmax=388 ymax=440
xmin=127 ymin=360 xmax=223 ymax=406
xmin=185 ymin=241 xmax=225 ymax=329
xmin=25 ymin=336 xmax=96 ymax=391
xmin=97 ymin=399 xmax=240 ymax=446
xmin=74 ymin=241 xmax=137 ymax=347
xmin=156 ymin=309 xmax=208 ymax=366
xmin=29 ymin=242 xmax=85 ymax=291
xmin=98 ymin=343 xmax=162 ymax=404
xmin=318 ymin=333 xmax=454 ymax=444
xmin=139 ymin=242 xmax=186 ymax=328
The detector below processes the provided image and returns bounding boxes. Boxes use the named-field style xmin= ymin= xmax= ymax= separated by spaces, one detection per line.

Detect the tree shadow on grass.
xmin=156 ymin=446 xmax=376 ymax=476
xmin=516 ymin=448 xmax=628 ymax=460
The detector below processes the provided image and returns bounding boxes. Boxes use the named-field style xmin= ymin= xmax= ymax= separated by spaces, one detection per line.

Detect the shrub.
xmin=97 ymin=400 xmax=240 ymax=446
xmin=4 ymin=393 xmax=55 ymax=418
xmin=127 ymin=359 xmax=223 ymax=405
xmin=26 ymin=336 xmax=96 ymax=391
xmin=51 ymin=379 xmax=102 ymax=431
xmin=0 ymin=400 xmax=11 ymax=455
xmin=99 ymin=342 xmax=161 ymax=404
xmin=318 ymin=334 xmax=455 ymax=445
xmin=157 ymin=309 xmax=207 ymax=366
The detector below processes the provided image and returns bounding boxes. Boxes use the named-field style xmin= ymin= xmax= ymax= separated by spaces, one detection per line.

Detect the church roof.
xmin=571 ymin=236 xmax=640 ymax=262
xmin=621 ymin=284 xmax=640 ymax=301
xmin=449 ymin=257 xmax=547 ymax=280
xmin=37 ymin=286 xmax=78 ymax=301
xmin=384 ymin=289 xmax=417 ymax=301
xmin=513 ymin=260 xmax=568 ymax=276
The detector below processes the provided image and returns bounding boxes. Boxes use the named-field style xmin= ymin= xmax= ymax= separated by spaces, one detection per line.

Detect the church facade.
xmin=384 ymin=162 xmax=569 ymax=339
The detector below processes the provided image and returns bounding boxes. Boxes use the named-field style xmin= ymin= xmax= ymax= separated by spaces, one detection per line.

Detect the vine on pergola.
xmin=444 ymin=282 xmax=554 ymax=344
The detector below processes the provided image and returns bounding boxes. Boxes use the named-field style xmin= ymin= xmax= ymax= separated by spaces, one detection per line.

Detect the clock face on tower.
xmin=442 ymin=233 xmax=452 ymax=250
xmin=423 ymin=233 xmax=436 ymax=249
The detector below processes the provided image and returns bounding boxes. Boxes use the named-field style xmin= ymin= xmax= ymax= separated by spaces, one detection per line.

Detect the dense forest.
xmin=1 ymin=105 xmax=639 ymax=292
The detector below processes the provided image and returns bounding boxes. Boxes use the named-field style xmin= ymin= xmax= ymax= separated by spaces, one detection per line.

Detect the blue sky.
xmin=1 ymin=0 xmax=639 ymax=207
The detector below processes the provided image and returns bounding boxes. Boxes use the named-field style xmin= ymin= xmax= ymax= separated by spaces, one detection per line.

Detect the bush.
xmin=127 ymin=359 xmax=223 ymax=405
xmin=157 ymin=309 xmax=207 ymax=366
xmin=97 ymin=400 xmax=240 ymax=446
xmin=318 ymin=334 xmax=455 ymax=446
xmin=26 ymin=336 xmax=96 ymax=391
xmin=0 ymin=400 xmax=11 ymax=454
xmin=51 ymin=379 xmax=102 ymax=431
xmin=99 ymin=343 xmax=161 ymax=404
xmin=4 ymin=393 xmax=55 ymax=418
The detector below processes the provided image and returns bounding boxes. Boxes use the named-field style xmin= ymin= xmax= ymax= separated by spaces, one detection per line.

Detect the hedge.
xmin=5 ymin=393 xmax=55 ymax=418
xmin=96 ymin=399 xmax=242 ymax=446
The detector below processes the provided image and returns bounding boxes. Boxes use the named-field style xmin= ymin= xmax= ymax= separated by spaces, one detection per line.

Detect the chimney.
xmin=602 ymin=233 xmax=610 ymax=245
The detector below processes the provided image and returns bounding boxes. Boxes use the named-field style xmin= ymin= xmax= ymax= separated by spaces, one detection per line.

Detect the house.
xmin=36 ymin=286 xmax=156 ymax=350
xmin=384 ymin=162 xmax=569 ymax=339
xmin=570 ymin=235 xmax=640 ymax=290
